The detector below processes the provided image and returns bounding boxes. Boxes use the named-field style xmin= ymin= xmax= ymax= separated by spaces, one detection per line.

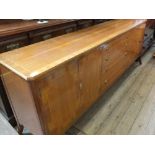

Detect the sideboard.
xmin=0 ymin=19 xmax=146 ymax=134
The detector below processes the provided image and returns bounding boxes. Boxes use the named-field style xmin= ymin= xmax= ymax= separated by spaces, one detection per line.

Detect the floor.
xmin=67 ymin=45 xmax=155 ymax=135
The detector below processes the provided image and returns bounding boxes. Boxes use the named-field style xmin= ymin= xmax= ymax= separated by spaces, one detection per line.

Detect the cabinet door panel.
xmin=34 ymin=60 xmax=80 ymax=134
xmin=79 ymin=49 xmax=102 ymax=111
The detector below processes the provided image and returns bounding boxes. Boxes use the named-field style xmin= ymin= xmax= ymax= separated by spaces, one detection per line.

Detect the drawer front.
xmin=0 ymin=34 xmax=29 ymax=53
xmin=99 ymin=37 xmax=125 ymax=69
xmin=29 ymin=24 xmax=77 ymax=43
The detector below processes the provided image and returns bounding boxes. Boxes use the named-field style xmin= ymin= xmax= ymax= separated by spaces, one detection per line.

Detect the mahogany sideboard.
xmin=0 ymin=19 xmax=146 ymax=134
xmin=0 ymin=19 xmax=110 ymax=126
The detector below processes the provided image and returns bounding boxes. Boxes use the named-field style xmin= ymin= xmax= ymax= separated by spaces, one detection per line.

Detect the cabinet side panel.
xmin=1 ymin=66 xmax=43 ymax=134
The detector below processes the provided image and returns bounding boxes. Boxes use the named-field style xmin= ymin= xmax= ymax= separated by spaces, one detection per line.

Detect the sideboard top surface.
xmin=0 ymin=19 xmax=146 ymax=81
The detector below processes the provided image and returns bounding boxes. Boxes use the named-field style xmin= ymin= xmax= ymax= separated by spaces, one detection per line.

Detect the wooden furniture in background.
xmin=0 ymin=20 xmax=146 ymax=134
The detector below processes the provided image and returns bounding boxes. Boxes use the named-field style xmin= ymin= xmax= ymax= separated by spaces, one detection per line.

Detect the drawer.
xmin=100 ymin=34 xmax=134 ymax=93
xmin=101 ymin=50 xmax=132 ymax=93
xmin=100 ymin=27 xmax=144 ymax=92
xmin=99 ymin=35 xmax=127 ymax=69
xmin=29 ymin=23 xmax=77 ymax=43
xmin=77 ymin=20 xmax=93 ymax=29
xmin=0 ymin=34 xmax=29 ymax=53
xmin=101 ymin=54 xmax=130 ymax=92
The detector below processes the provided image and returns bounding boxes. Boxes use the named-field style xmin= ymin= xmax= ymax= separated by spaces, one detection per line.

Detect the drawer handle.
xmin=124 ymin=52 xmax=128 ymax=56
xmin=99 ymin=44 xmax=109 ymax=50
xmin=42 ymin=34 xmax=52 ymax=40
xmin=6 ymin=43 xmax=20 ymax=50
xmin=105 ymin=58 xmax=109 ymax=61
xmin=79 ymin=82 xmax=83 ymax=90
xmin=104 ymin=80 xmax=108 ymax=84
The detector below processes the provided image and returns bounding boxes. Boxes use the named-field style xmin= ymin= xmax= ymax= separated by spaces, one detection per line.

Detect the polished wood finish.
xmin=0 ymin=20 xmax=146 ymax=134
xmin=0 ymin=20 xmax=146 ymax=80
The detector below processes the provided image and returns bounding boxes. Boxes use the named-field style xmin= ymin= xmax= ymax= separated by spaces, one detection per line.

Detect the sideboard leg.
xmin=136 ymin=57 xmax=142 ymax=65
xmin=17 ymin=124 xmax=24 ymax=135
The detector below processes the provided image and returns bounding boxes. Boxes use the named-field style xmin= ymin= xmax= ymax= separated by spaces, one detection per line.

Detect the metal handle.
xmin=104 ymin=80 xmax=108 ymax=84
xmin=42 ymin=34 xmax=52 ymax=40
xmin=6 ymin=43 xmax=20 ymax=50
xmin=124 ymin=42 xmax=128 ymax=47
xmin=79 ymin=82 xmax=83 ymax=90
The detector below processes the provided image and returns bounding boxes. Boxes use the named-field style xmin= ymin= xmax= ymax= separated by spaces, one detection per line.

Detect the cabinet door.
xmin=34 ymin=59 xmax=80 ymax=134
xmin=78 ymin=48 xmax=102 ymax=112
